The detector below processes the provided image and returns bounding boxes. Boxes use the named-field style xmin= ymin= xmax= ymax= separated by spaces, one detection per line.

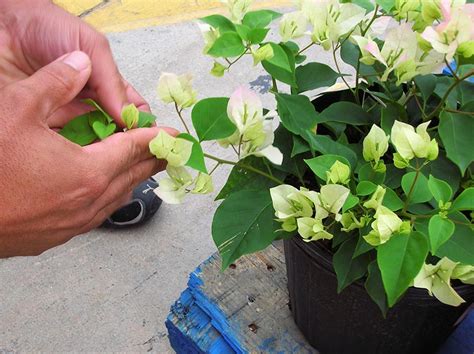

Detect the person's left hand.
xmin=0 ymin=0 xmax=148 ymax=128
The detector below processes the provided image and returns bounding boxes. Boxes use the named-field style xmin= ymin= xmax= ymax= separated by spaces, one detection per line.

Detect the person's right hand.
xmin=0 ymin=51 xmax=174 ymax=258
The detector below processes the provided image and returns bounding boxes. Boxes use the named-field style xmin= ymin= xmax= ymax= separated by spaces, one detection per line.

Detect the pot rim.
xmin=289 ymin=235 xmax=474 ymax=303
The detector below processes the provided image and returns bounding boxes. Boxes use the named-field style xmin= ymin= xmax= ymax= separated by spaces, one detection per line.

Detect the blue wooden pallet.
xmin=166 ymin=244 xmax=473 ymax=354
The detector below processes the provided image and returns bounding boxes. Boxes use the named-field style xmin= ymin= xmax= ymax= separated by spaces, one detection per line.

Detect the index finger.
xmin=83 ymin=127 xmax=178 ymax=180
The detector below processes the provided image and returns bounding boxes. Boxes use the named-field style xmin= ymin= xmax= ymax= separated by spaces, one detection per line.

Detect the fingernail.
xmin=62 ymin=51 xmax=91 ymax=72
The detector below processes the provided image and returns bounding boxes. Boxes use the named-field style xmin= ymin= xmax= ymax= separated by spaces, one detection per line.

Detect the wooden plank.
xmin=167 ymin=243 xmax=316 ymax=353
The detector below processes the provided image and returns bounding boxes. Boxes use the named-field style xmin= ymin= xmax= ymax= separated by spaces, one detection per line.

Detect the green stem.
xmin=175 ymin=103 xmax=191 ymax=134
xmin=425 ymin=69 xmax=474 ymax=120
xmin=204 ymin=153 xmax=284 ymax=185
xmin=297 ymin=42 xmax=314 ymax=55
xmin=332 ymin=43 xmax=355 ymax=95
xmin=271 ymin=77 xmax=279 ymax=93
xmin=226 ymin=49 xmax=249 ymax=70
xmin=444 ymin=59 xmax=460 ymax=82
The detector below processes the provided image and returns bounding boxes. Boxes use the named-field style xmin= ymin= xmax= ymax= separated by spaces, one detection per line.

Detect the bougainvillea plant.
xmin=62 ymin=0 xmax=474 ymax=314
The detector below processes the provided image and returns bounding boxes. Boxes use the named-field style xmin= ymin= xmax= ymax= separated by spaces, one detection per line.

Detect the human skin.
xmin=0 ymin=1 xmax=174 ymax=257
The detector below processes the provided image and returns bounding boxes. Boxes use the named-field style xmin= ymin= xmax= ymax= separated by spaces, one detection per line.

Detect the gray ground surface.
xmin=0 ymin=19 xmax=341 ymax=352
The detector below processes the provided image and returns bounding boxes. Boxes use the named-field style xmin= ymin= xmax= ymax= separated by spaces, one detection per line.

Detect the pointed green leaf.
xmin=429 ymin=215 xmax=455 ymax=254
xmin=302 ymin=133 xmax=358 ymax=169
xmin=356 ymin=181 xmax=377 ymax=196
xmin=262 ymin=43 xmax=296 ymax=86
xmin=200 ymin=14 xmax=236 ymax=33
xmin=59 ymin=114 xmax=97 ymax=146
xmin=208 ymin=32 xmax=245 ymax=58
xmin=365 ymin=261 xmax=388 ymax=317
xmin=82 ymin=99 xmax=113 ymax=123
xmin=212 ymin=190 xmax=281 ymax=270
xmin=402 ymin=172 xmax=432 ymax=204
xmin=382 ymin=188 xmax=404 ymax=211
xmin=377 ymin=232 xmax=429 ymax=307
xmin=275 ymin=93 xmax=318 ymax=136
xmin=316 ymin=102 xmax=372 ymax=125
xmin=436 ymin=212 xmax=474 ymax=264
xmin=138 ymin=112 xmax=156 ymax=128
xmin=439 ymin=110 xmax=474 ymax=175
xmin=296 ymin=63 xmax=341 ymax=93
xmin=452 ymin=188 xmax=474 ymax=211
xmin=191 ymin=97 xmax=236 ymax=141
xmin=428 ymin=175 xmax=453 ymax=203
xmin=333 ymin=237 xmax=371 ymax=293
xmin=177 ymin=133 xmax=207 ymax=174
xmin=343 ymin=193 xmax=360 ymax=213
xmin=242 ymin=10 xmax=281 ymax=28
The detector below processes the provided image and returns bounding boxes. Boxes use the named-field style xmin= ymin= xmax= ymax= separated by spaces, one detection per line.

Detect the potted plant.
xmin=60 ymin=0 xmax=474 ymax=352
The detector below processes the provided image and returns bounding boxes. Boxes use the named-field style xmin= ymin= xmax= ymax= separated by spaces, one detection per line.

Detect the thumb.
xmin=19 ymin=51 xmax=92 ymax=120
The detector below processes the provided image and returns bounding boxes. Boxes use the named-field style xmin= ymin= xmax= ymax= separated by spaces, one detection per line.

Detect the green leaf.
xmin=428 ymin=175 xmax=453 ymax=204
xmin=262 ymin=43 xmax=296 ymax=87
xmin=353 ymin=233 xmax=374 ymax=258
xmin=439 ymin=110 xmax=474 ymax=175
xmin=375 ymin=0 xmax=395 ymax=11
xmin=302 ymin=133 xmax=358 ymax=169
xmin=242 ymin=10 xmax=281 ymax=28
xmin=436 ymin=212 xmax=474 ymax=264
xmin=343 ymin=193 xmax=360 ymax=212
xmin=429 ymin=215 xmax=455 ymax=254
xmin=452 ymin=187 xmax=474 ymax=211
xmin=216 ymin=156 xmax=283 ymax=200
xmin=382 ymin=188 xmax=404 ymax=211
xmin=384 ymin=164 xmax=404 ymax=189
xmin=381 ymin=103 xmax=406 ymax=135
xmin=356 ymin=181 xmax=377 ymax=196
xmin=377 ymin=232 xmax=429 ymax=307
xmin=91 ymin=120 xmax=116 ymax=140
xmin=247 ymin=28 xmax=270 ymax=44
xmin=275 ymin=93 xmax=318 ymax=136
xmin=333 ymin=238 xmax=371 ymax=293
xmin=138 ymin=112 xmax=156 ymax=128
xmin=208 ymin=32 xmax=245 ymax=58
xmin=82 ymin=99 xmax=113 ymax=123
xmin=435 ymin=76 xmax=457 ymax=108
xmin=414 ymin=74 xmax=437 ymax=102
xmin=304 ymin=154 xmax=350 ymax=181
xmin=291 ymin=135 xmax=310 ymax=157
xmin=358 ymin=163 xmax=386 ymax=185
xmin=177 ymin=133 xmax=207 ymax=174
xmin=200 ymin=14 xmax=236 ymax=33
xmin=212 ymin=190 xmax=281 ymax=270
xmin=316 ymin=102 xmax=373 ymax=125
xmin=427 ymin=152 xmax=461 ymax=193
xmin=348 ymin=0 xmax=374 ymax=11
xmin=340 ymin=41 xmax=377 ymax=80
xmin=296 ymin=63 xmax=340 ymax=93
xmin=59 ymin=114 xmax=97 ymax=146
xmin=191 ymin=97 xmax=236 ymax=141
xmin=402 ymin=172 xmax=432 ymax=204
xmin=365 ymin=261 xmax=388 ymax=317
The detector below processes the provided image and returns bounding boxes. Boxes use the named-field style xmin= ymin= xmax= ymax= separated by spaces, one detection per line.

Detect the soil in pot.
xmin=284 ymin=236 xmax=474 ymax=354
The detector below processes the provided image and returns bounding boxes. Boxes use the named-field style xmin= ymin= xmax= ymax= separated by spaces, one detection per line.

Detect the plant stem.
xmin=425 ymin=69 xmax=474 ymax=120
xmin=226 ymin=49 xmax=249 ymax=70
xmin=444 ymin=59 xmax=460 ymax=81
xmin=271 ymin=77 xmax=279 ymax=93
xmin=175 ymin=103 xmax=191 ymax=134
xmin=297 ymin=42 xmax=314 ymax=55
xmin=332 ymin=43 xmax=355 ymax=94
xmin=204 ymin=153 xmax=284 ymax=185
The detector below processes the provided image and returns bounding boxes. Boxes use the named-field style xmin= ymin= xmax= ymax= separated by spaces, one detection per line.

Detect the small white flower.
xmin=154 ymin=166 xmax=193 ymax=204
xmin=221 ymin=0 xmax=252 ymax=23
xmin=157 ymin=73 xmax=198 ymax=109
xmin=391 ymin=120 xmax=439 ymax=161
xmin=149 ymin=130 xmax=193 ymax=168
xmin=279 ymin=11 xmax=308 ymax=42
xmin=363 ymin=125 xmax=390 ymax=164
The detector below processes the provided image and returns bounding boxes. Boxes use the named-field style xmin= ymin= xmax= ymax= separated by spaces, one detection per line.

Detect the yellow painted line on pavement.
xmin=55 ymin=0 xmax=292 ymax=33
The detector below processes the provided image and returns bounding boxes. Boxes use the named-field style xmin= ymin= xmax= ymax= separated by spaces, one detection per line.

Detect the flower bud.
xmin=121 ymin=103 xmax=139 ymax=130
xmin=363 ymin=124 xmax=390 ymax=163
xmin=252 ymin=44 xmax=274 ymax=66
xmin=157 ymin=73 xmax=197 ymax=109
xmin=364 ymin=186 xmax=386 ymax=210
xmin=326 ymin=160 xmax=351 ymax=185
xmin=211 ymin=61 xmax=227 ymax=77
xmin=364 ymin=206 xmax=403 ymax=246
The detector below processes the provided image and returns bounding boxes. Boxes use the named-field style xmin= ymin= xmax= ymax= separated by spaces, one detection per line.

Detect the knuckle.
xmin=44 ymin=67 xmax=76 ymax=95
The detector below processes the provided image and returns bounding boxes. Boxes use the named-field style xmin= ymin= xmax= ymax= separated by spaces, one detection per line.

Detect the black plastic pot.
xmin=284 ymin=236 xmax=474 ymax=354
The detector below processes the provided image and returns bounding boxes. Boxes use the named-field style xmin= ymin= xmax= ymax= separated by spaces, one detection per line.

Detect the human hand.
xmin=0 ymin=52 xmax=174 ymax=258
xmin=0 ymin=0 xmax=147 ymax=128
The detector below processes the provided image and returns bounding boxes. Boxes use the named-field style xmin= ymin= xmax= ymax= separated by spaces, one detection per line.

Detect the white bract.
xmin=422 ymin=0 xmax=474 ymax=60
xmin=297 ymin=217 xmax=333 ymax=241
xmin=221 ymin=0 xmax=252 ymax=23
xmin=198 ymin=23 xmax=220 ymax=54
xmin=121 ymin=103 xmax=139 ymax=130
xmin=363 ymin=125 xmax=390 ymax=164
xmin=192 ymin=173 xmax=214 ymax=194
xmin=154 ymin=166 xmax=194 ymax=205
xmin=319 ymin=184 xmax=350 ymax=220
xmin=220 ymin=87 xmax=283 ymax=165
xmin=149 ymin=130 xmax=193 ymax=167
xmin=157 ymin=73 xmax=198 ymax=109
xmin=326 ymin=160 xmax=351 ymax=185
xmin=364 ymin=206 xmax=404 ymax=246
xmin=414 ymin=257 xmax=466 ymax=306
xmin=302 ymin=0 xmax=366 ymax=50
xmin=391 ymin=120 xmax=439 ymax=162
xmin=251 ymin=44 xmax=274 ymax=66
xmin=279 ymin=11 xmax=308 ymax=42
xmin=270 ymin=185 xmax=314 ymax=232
